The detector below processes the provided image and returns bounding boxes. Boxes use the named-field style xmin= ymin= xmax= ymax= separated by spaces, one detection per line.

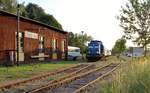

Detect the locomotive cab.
xmin=86 ymin=40 xmax=104 ymax=61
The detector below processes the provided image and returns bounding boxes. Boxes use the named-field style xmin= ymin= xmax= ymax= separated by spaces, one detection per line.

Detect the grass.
xmin=98 ymin=57 xmax=150 ymax=93
xmin=0 ymin=61 xmax=79 ymax=84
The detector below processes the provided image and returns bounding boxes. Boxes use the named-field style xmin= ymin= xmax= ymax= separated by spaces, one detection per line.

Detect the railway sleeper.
xmin=27 ymin=63 xmax=118 ymax=93
xmin=25 ymin=64 xmax=95 ymax=93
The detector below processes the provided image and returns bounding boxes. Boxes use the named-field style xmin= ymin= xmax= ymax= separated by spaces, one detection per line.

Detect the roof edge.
xmin=0 ymin=10 xmax=67 ymax=34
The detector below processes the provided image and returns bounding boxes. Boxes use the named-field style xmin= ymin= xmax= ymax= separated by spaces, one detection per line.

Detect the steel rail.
xmin=26 ymin=63 xmax=115 ymax=93
xmin=25 ymin=64 xmax=95 ymax=93
xmin=0 ymin=64 xmax=85 ymax=89
xmin=73 ymin=63 xmax=120 ymax=93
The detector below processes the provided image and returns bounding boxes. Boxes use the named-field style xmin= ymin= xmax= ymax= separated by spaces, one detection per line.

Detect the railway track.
xmin=25 ymin=63 xmax=120 ymax=93
xmin=0 ymin=63 xmax=95 ymax=93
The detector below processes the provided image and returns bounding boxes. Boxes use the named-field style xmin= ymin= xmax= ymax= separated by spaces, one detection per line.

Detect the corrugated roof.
xmin=0 ymin=10 xmax=67 ymax=34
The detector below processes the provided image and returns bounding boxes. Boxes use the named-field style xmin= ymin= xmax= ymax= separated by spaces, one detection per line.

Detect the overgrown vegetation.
xmin=99 ymin=57 xmax=150 ymax=93
xmin=0 ymin=61 xmax=79 ymax=83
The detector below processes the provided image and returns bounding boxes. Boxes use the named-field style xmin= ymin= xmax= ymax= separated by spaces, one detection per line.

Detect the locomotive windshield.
xmin=88 ymin=43 xmax=100 ymax=54
xmin=88 ymin=43 xmax=99 ymax=48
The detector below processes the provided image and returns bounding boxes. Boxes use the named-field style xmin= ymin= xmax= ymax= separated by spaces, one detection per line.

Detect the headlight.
xmin=96 ymin=51 xmax=99 ymax=54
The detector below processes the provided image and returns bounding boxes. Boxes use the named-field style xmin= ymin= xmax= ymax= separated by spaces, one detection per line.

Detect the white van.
xmin=68 ymin=46 xmax=81 ymax=60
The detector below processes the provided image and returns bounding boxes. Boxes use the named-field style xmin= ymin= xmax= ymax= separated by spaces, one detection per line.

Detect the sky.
xmin=18 ymin=0 xmax=131 ymax=50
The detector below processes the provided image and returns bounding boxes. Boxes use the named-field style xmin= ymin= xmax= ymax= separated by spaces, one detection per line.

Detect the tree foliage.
xmin=68 ymin=32 xmax=93 ymax=53
xmin=22 ymin=3 xmax=44 ymax=20
xmin=0 ymin=1 xmax=63 ymax=30
xmin=119 ymin=0 xmax=150 ymax=56
xmin=22 ymin=3 xmax=63 ymax=30
xmin=0 ymin=0 xmax=17 ymax=13
xmin=112 ymin=38 xmax=126 ymax=54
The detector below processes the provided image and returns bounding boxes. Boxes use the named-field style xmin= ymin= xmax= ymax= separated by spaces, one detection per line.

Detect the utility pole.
xmin=81 ymin=31 xmax=84 ymax=61
xmin=16 ymin=4 xmax=20 ymax=66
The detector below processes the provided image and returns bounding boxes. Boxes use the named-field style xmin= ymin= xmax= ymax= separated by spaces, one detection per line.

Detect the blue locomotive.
xmin=86 ymin=40 xmax=104 ymax=61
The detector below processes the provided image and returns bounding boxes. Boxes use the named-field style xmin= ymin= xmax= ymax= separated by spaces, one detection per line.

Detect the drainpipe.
xmin=16 ymin=4 xmax=20 ymax=66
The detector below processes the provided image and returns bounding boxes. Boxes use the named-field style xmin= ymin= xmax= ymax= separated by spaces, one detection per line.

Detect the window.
xmin=61 ymin=40 xmax=65 ymax=52
xmin=52 ymin=39 xmax=56 ymax=50
xmin=39 ymin=36 xmax=44 ymax=53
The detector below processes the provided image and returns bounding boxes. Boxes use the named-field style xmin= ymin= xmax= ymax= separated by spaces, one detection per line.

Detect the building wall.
xmin=0 ymin=16 xmax=16 ymax=62
xmin=0 ymin=24 xmax=4 ymax=60
xmin=0 ymin=14 xmax=68 ymax=64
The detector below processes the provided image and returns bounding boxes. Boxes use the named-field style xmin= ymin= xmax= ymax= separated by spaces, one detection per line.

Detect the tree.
xmin=68 ymin=32 xmax=93 ymax=53
xmin=23 ymin=3 xmax=63 ymax=30
xmin=0 ymin=1 xmax=63 ymax=30
xmin=23 ymin=3 xmax=45 ymax=20
xmin=119 ymin=0 xmax=150 ymax=56
xmin=68 ymin=32 xmax=75 ymax=46
xmin=0 ymin=0 xmax=17 ymax=13
xmin=112 ymin=38 xmax=126 ymax=54
xmin=40 ymin=14 xmax=63 ymax=29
